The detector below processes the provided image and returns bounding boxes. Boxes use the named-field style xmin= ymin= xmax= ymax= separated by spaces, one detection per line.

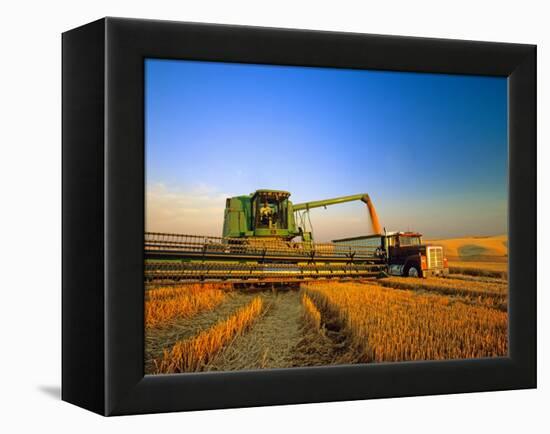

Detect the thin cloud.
xmin=146 ymin=183 xmax=232 ymax=236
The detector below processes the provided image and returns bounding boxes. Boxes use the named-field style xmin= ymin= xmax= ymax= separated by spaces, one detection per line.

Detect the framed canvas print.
xmin=62 ymin=17 xmax=536 ymax=416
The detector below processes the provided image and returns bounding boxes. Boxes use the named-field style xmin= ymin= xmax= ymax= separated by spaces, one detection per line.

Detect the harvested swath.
xmin=449 ymin=261 xmax=507 ymax=279
xmin=305 ymin=282 xmax=507 ymax=362
xmin=145 ymin=284 xmax=227 ymax=328
xmin=380 ymin=276 xmax=506 ymax=296
xmin=146 ymin=283 xmax=230 ymax=301
xmin=442 ymin=273 xmax=507 ymax=285
xmin=144 ymin=292 xmax=254 ymax=371
xmin=378 ymin=276 xmax=507 ymax=311
xmin=301 ymin=293 xmax=322 ymax=331
xmin=153 ymin=296 xmax=264 ymax=373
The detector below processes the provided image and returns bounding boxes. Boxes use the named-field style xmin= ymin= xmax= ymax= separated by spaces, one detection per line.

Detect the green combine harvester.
xmin=222 ymin=189 xmax=381 ymax=242
xmin=145 ymin=189 xmax=386 ymax=284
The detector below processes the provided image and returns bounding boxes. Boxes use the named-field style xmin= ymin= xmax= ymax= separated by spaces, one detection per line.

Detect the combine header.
xmin=144 ymin=189 xmax=449 ymax=284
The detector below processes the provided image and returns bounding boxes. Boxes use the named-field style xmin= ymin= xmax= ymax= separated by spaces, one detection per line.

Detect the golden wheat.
xmin=301 ymin=293 xmax=322 ymax=330
xmin=145 ymin=284 xmax=227 ymax=328
xmin=153 ymin=297 xmax=264 ymax=373
xmin=305 ymin=282 xmax=507 ymax=362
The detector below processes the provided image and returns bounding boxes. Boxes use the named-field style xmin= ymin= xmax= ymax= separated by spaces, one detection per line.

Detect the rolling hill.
xmin=427 ymin=234 xmax=507 ymax=261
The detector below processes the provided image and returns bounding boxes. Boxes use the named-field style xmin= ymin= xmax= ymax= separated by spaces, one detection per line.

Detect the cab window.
xmin=399 ymin=236 xmax=421 ymax=246
xmin=253 ymin=194 xmax=287 ymax=229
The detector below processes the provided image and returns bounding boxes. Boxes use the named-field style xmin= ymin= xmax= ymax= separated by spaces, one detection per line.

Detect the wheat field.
xmin=304 ymin=282 xmax=507 ymax=362
xmin=144 ymin=260 xmax=508 ymax=372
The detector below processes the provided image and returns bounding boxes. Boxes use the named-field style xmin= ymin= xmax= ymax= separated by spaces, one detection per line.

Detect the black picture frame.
xmin=62 ymin=17 xmax=536 ymax=416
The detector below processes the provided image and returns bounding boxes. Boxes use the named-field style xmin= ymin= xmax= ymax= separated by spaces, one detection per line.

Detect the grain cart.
xmin=332 ymin=232 xmax=449 ymax=278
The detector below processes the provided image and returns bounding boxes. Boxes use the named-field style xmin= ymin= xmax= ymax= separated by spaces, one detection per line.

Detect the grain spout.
xmin=365 ymin=195 xmax=382 ymax=234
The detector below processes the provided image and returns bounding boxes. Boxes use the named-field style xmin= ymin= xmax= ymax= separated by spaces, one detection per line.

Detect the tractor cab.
xmin=383 ymin=231 xmax=448 ymax=277
xmin=222 ymin=189 xmax=298 ymax=240
xmin=384 ymin=231 xmax=424 ymax=275
xmin=251 ymin=190 xmax=289 ymax=231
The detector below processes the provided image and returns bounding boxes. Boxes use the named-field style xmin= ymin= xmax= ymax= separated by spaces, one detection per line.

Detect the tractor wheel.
xmin=404 ymin=263 xmax=420 ymax=278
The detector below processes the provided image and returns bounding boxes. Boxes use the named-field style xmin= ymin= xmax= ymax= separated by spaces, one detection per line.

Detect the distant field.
xmin=428 ymin=234 xmax=507 ymax=261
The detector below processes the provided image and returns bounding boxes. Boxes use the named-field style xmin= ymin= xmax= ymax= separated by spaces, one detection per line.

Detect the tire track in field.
xmin=204 ymin=291 xmax=305 ymax=371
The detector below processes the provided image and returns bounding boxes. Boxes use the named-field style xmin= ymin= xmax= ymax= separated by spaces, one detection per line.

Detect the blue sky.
xmin=145 ymin=59 xmax=507 ymax=241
